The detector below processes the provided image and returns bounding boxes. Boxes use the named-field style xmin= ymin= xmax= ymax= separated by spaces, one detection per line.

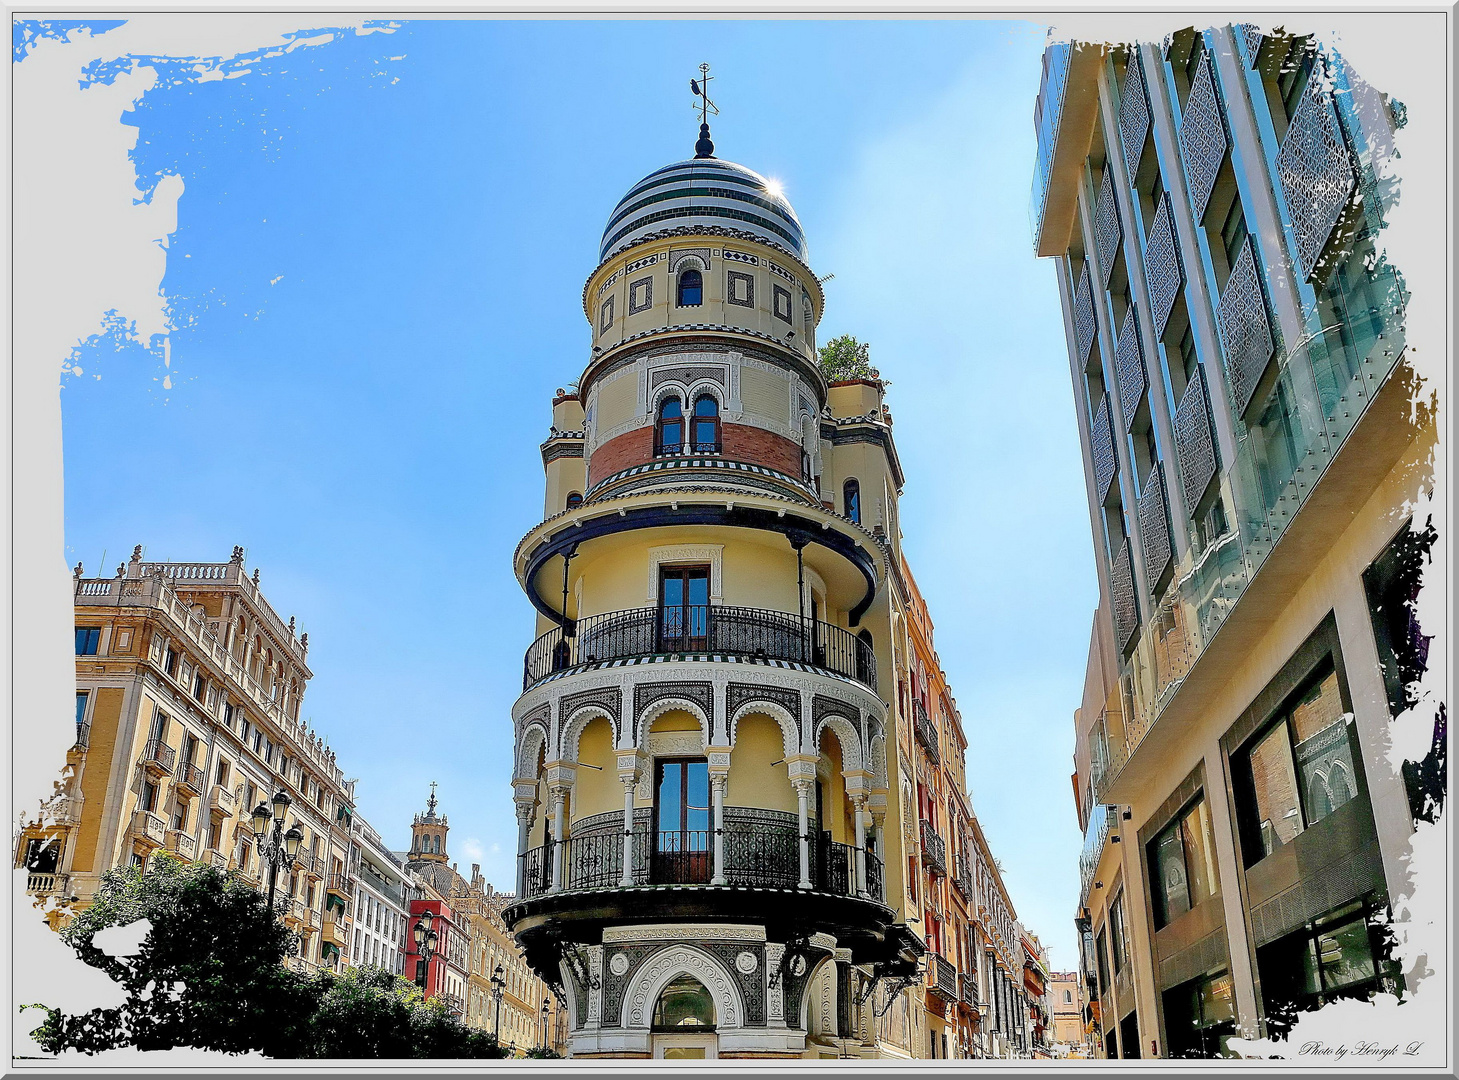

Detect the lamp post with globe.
xmin=249 ymin=791 xmax=304 ymax=912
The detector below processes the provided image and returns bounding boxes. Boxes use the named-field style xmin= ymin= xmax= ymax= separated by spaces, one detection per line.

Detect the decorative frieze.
xmin=1276 ymin=68 xmax=1358 ymax=280
xmin=1216 ymin=236 xmax=1276 ymax=418
xmin=1179 ymin=50 xmax=1227 ymax=223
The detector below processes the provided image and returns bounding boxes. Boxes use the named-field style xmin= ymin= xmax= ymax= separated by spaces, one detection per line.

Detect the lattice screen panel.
xmin=1276 ymin=69 xmax=1358 ymax=281
xmin=1144 ymin=192 xmax=1184 ymax=337
xmin=1179 ymin=51 xmax=1227 ymax=223
xmin=1094 ymin=167 xmax=1122 ymax=286
xmin=1174 ymin=366 xmax=1217 ymax=511
xmin=1216 ymin=236 xmax=1276 ymax=417
xmin=1118 ymin=51 xmax=1150 ymax=180
xmin=1138 ymin=466 xmax=1174 ymax=591
xmin=1115 ymin=305 xmax=1146 ymax=429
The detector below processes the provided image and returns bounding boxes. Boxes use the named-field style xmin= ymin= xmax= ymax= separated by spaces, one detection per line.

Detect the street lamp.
xmin=490 ymin=963 xmax=505 ymax=1042
xmin=250 ymin=791 xmax=303 ymax=911
xmin=413 ymin=910 xmax=438 ymax=991
xmin=540 ymin=996 xmax=550 ymax=1052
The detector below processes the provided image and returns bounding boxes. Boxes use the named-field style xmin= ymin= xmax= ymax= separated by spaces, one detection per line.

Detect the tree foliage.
xmin=817 ymin=334 xmax=882 ymax=383
xmin=25 ymin=855 xmax=506 ymax=1060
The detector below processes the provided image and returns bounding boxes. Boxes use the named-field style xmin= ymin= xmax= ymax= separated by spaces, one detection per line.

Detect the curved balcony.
xmin=523 ymin=604 xmax=877 ymax=692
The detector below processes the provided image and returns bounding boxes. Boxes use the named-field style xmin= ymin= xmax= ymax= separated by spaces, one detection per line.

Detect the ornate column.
xmin=513 ymin=781 xmax=538 ymax=897
xmin=708 ymin=747 xmax=730 ymax=886
xmin=765 ymin=941 xmax=786 ymax=1028
xmin=851 ymin=793 xmax=869 ymax=897
xmin=792 ymin=777 xmax=815 ymax=889
xmin=585 ymin=944 xmax=604 ymax=1030
xmin=617 ymin=752 xmax=643 ymax=887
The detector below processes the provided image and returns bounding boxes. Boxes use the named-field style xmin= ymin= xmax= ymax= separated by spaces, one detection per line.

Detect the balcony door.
xmin=658 ymin=566 xmax=709 ymax=652
xmin=654 ymin=759 xmax=710 ymax=883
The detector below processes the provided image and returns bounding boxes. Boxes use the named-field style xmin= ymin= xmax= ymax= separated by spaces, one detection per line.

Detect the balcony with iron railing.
xmin=523 ymin=604 xmax=877 ymax=692
xmin=73 ymin=722 xmax=91 ymax=751
xmin=960 ymin=971 xmax=979 ymax=1008
xmin=173 ymin=761 xmax=205 ymax=797
xmin=139 ymin=739 xmax=176 ymax=776
xmin=927 ymin=953 xmax=958 ymax=1003
xmin=920 ymin=821 xmax=947 ymax=877
xmin=209 ymin=784 xmax=236 ymax=815
xmin=912 ymin=702 xmax=940 ymax=765
xmin=517 ymin=812 xmax=883 ymax=904
xmin=952 ymin=853 xmax=973 ymax=901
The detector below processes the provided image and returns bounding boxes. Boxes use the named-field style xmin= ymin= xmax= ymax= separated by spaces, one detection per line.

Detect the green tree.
xmin=27 ymin=854 xmax=319 ymax=1057
xmin=25 ymin=856 xmax=506 ymax=1060
xmin=817 ymin=334 xmax=882 ymax=383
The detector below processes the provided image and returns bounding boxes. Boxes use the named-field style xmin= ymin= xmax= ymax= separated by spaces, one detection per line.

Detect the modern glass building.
xmin=1032 ymin=26 xmax=1438 ymax=1058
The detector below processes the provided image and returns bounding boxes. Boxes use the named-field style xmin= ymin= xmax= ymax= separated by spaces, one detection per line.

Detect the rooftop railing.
xmin=523 ymin=604 xmax=876 ymax=692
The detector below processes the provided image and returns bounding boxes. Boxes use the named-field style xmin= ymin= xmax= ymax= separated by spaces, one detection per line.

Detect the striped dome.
xmin=599 ymin=156 xmax=807 ymax=263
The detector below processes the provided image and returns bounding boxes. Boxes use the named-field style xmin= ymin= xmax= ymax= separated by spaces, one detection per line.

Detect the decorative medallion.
xmin=609 ymin=952 xmax=630 ymax=977
xmin=791 ymin=955 xmax=807 ymax=977
xmin=736 ymin=950 xmax=759 ymax=974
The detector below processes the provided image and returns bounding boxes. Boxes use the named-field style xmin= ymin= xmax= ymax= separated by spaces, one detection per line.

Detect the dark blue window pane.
xmin=685 ymin=761 xmax=709 ymax=833
xmin=75 ymin=627 xmax=100 ymax=655
xmin=657 ymin=763 xmax=683 ymax=835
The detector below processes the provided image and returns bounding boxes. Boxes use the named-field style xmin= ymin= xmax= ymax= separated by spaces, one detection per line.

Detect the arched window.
xmin=652 ymin=974 xmax=715 ymax=1031
xmin=676 ymin=268 xmax=703 ymax=307
xmin=857 ymin=629 xmax=875 ymax=686
xmin=565 ymin=492 xmax=583 ymax=510
xmin=843 ymin=478 xmax=861 ymax=523
xmin=656 ymin=397 xmax=684 ymax=456
xmin=691 ymin=394 xmax=721 ymax=452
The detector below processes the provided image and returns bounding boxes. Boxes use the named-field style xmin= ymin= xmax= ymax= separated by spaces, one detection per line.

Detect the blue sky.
xmin=42 ymin=18 xmax=1091 ymax=970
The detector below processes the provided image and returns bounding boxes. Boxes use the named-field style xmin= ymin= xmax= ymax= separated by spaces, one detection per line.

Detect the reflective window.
xmin=691 ymin=394 xmax=720 ymax=451
xmin=652 ymin=974 xmax=716 ymax=1030
xmin=75 ymin=627 xmax=101 ymax=655
xmin=1150 ymin=797 xmax=1218 ymax=928
xmin=564 ymin=492 xmax=582 ymax=510
xmin=844 ymin=478 xmax=861 ymax=523
xmin=676 ymin=269 xmax=702 ymax=307
xmin=656 ymin=398 xmax=684 ymax=456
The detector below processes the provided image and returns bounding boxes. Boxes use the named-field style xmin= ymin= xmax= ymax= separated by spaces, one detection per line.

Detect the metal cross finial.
xmin=427 ymin=780 xmax=438 ymax=816
xmin=690 ymin=63 xmax=718 ymax=126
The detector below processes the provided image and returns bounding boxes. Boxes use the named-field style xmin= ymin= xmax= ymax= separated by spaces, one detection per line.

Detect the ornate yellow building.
xmin=21 ymin=547 xmax=355 ymax=972
xmin=500 ymin=119 xmax=1038 ymax=1059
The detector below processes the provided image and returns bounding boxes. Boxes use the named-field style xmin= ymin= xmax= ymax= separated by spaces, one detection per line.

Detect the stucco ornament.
xmin=609 ymin=951 xmax=630 ymax=977
xmin=735 ymin=950 xmax=759 ymax=974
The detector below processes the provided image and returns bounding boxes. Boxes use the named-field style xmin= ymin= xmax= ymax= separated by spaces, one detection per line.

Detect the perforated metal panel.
xmin=1174 ymin=366 xmax=1218 ymax=511
xmin=1216 ymin=237 xmax=1276 ymax=417
xmin=1276 ymin=70 xmax=1358 ymax=281
xmin=1179 ymin=51 xmax=1227 ymax=223
xmin=1139 ymin=465 xmax=1173 ymax=590
xmin=1241 ymin=24 xmax=1263 ymax=66
xmin=1092 ymin=394 xmax=1117 ymax=504
xmin=1074 ymin=262 xmax=1098 ymax=366
xmin=1115 ymin=305 xmax=1146 ymax=429
xmin=1110 ymin=539 xmax=1138 ymax=651
xmin=1118 ymin=51 xmax=1150 ymax=180
xmin=1094 ymin=167 xmax=1122 ymax=286
xmin=1144 ymin=192 xmax=1184 ymax=337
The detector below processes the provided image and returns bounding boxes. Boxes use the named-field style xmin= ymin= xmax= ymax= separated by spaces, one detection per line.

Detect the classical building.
xmin=21 ymin=548 xmax=356 ymax=972
xmin=1047 ymin=970 xmax=1089 ymax=1055
xmin=1020 ymin=929 xmax=1051 ymax=1055
xmin=400 ymin=787 xmax=567 ymax=1053
xmin=1031 ymin=26 xmax=1434 ymax=1058
xmin=346 ymin=815 xmax=410 ymax=976
xmin=501 ymin=115 xmax=1042 ymax=1060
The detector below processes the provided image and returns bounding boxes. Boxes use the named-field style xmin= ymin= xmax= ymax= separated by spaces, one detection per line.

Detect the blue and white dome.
xmin=599 ymin=155 xmax=807 ymax=264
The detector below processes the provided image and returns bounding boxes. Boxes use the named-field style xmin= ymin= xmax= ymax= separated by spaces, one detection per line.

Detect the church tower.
xmin=409 ymin=782 xmax=449 ymax=863
xmin=504 ymin=82 xmax=923 ymax=1060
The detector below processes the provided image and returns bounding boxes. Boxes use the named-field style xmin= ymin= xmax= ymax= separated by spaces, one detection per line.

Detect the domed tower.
xmin=505 ymin=112 xmax=922 ymax=1060
xmin=409 ymin=783 xmax=449 ymax=863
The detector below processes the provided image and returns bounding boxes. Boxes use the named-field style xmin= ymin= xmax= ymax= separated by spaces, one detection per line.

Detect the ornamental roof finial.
xmin=690 ymin=62 xmax=718 ymax=158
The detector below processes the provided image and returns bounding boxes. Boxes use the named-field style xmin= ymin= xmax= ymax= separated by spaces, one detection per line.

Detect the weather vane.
xmin=690 ymin=63 xmax=718 ymax=158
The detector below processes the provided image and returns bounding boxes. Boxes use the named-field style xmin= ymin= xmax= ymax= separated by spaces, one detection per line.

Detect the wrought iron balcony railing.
xmin=73 ymin=722 xmax=91 ymax=750
xmin=927 ymin=953 xmax=958 ymax=1002
xmin=960 ymin=971 xmax=979 ymax=1007
xmin=140 ymin=739 xmax=176 ymax=774
xmin=523 ymin=604 xmax=876 ymax=691
xmin=913 ymin=703 xmax=940 ymax=765
xmin=173 ymin=762 xmax=205 ymax=795
xmin=519 ymin=811 xmax=883 ymax=903
xmin=920 ymin=821 xmax=947 ymax=877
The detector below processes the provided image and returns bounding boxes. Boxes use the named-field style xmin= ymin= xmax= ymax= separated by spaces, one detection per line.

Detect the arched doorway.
xmin=651 ymin=974 xmax=718 ymax=1059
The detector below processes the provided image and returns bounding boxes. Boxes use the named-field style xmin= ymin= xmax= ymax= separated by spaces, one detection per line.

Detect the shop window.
xmin=1162 ymin=972 xmax=1235 ymax=1058
xmin=1255 ymin=899 xmax=1399 ymax=1037
xmin=1234 ymin=662 xmax=1357 ymax=867
xmin=1149 ymin=796 xmax=1217 ymax=928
